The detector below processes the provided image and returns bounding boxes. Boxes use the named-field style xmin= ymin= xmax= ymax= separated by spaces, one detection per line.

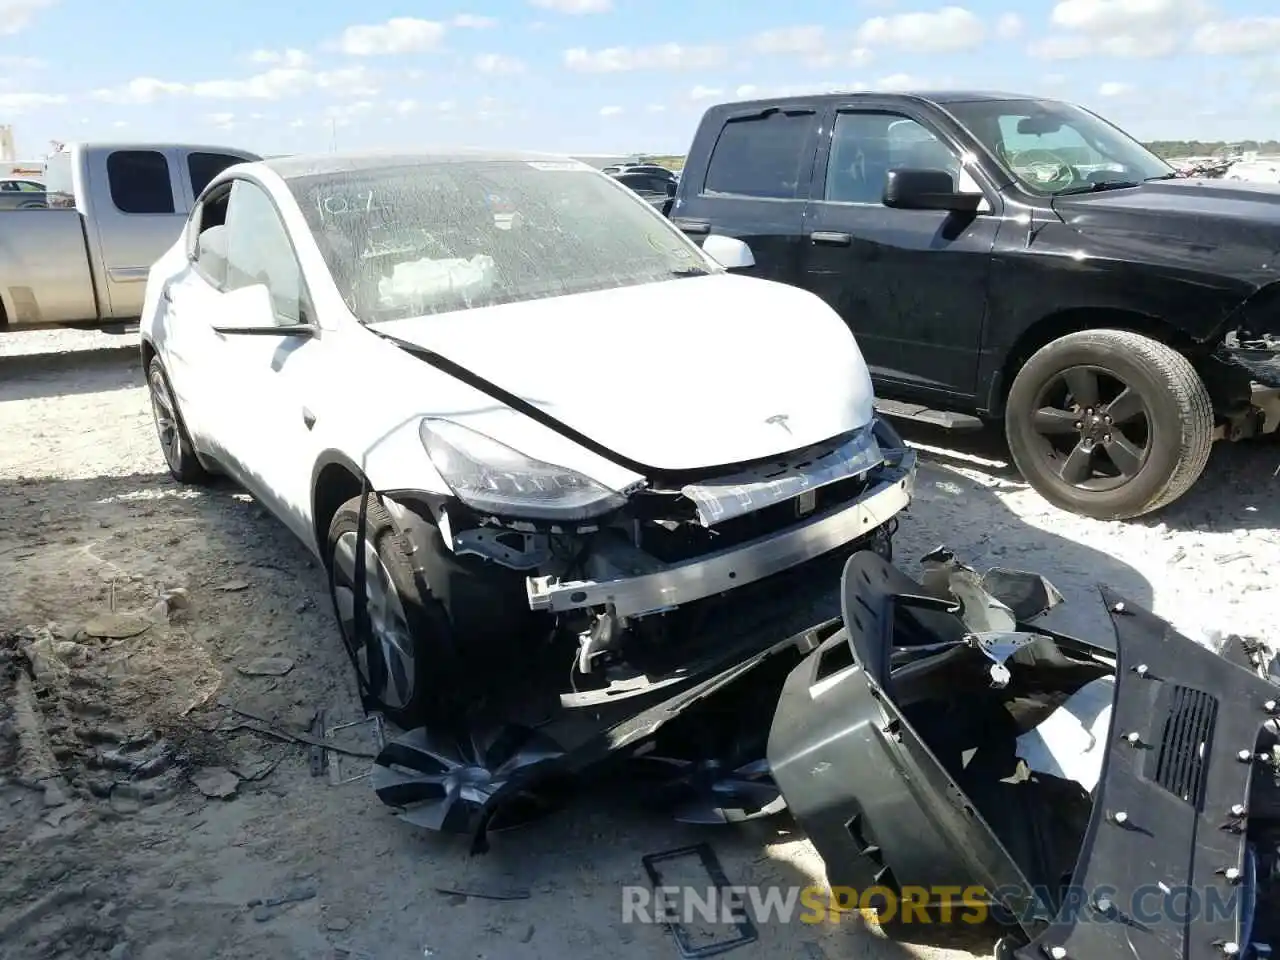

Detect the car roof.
xmin=261 ymin=148 xmax=588 ymax=181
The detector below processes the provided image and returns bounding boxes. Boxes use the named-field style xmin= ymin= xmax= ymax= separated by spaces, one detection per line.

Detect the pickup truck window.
xmin=825 ymin=112 xmax=962 ymax=203
xmin=704 ymin=111 xmax=814 ymax=200
xmin=942 ymin=98 xmax=1172 ymax=195
xmin=106 ymin=150 xmax=175 ymax=215
xmin=224 ymin=180 xmax=304 ymax=324
xmin=188 ymin=152 xmax=248 ymax=198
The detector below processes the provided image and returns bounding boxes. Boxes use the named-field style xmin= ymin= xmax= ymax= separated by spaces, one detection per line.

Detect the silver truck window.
xmin=188 ymin=152 xmax=246 ymax=198
xmin=824 ymin=112 xmax=961 ymax=204
xmin=704 ymin=111 xmax=814 ymax=200
xmin=106 ymin=150 xmax=175 ymax=215
xmin=224 ymin=180 xmax=303 ymax=325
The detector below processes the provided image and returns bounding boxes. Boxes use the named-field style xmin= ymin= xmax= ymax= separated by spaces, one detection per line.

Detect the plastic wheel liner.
xmin=766 ymin=549 xmax=1279 ymax=960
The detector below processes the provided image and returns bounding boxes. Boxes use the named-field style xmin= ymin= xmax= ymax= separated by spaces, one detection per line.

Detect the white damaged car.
xmin=138 ymin=150 xmax=917 ymax=727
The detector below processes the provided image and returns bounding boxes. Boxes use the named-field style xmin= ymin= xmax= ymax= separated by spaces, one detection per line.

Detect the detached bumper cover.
xmin=1016 ymin=588 xmax=1278 ymax=960
xmin=527 ymin=445 xmax=916 ymax=618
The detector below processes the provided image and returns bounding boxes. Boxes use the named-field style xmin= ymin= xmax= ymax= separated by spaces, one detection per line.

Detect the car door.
xmin=212 ymin=177 xmax=326 ymax=544
xmin=802 ymin=103 xmax=1001 ymax=402
xmin=671 ymin=104 xmax=821 ymax=285
xmin=153 ymin=187 xmax=234 ymax=450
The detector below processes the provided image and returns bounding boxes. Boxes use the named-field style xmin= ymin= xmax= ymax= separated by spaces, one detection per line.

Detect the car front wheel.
xmin=1004 ymin=329 xmax=1214 ymax=520
xmin=327 ymin=494 xmax=479 ymax=729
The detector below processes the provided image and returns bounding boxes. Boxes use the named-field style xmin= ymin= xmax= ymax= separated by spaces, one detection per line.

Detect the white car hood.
xmin=369 ymin=273 xmax=874 ymax=472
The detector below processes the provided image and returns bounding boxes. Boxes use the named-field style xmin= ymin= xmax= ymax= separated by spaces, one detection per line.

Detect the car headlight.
xmin=419 ymin=418 xmax=628 ymax=521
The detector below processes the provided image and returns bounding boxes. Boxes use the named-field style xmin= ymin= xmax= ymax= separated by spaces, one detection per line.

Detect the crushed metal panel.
xmin=680 ymin=426 xmax=883 ymax=528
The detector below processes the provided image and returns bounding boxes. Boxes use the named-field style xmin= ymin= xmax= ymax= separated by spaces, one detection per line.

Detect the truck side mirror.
xmin=701 ymin=234 xmax=755 ymax=270
xmin=883 ymin=168 xmax=983 ymax=213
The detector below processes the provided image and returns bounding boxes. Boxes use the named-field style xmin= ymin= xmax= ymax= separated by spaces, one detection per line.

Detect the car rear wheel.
xmin=146 ymin=357 xmax=211 ymax=484
xmin=1004 ymin=329 xmax=1214 ymax=520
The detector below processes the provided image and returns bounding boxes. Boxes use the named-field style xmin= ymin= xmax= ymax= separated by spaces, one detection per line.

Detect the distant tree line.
xmin=1143 ymin=140 xmax=1280 ymax=158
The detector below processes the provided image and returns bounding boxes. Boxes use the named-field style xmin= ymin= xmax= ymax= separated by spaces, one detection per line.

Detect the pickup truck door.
xmin=670 ymin=104 xmax=822 ymax=286
xmin=802 ymin=102 xmax=1001 ymax=402
xmin=85 ymin=147 xmax=189 ymax=321
xmin=86 ymin=147 xmax=257 ymax=322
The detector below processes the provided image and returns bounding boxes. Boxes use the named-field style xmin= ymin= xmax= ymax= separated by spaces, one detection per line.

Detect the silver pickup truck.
xmin=0 ymin=142 xmax=260 ymax=329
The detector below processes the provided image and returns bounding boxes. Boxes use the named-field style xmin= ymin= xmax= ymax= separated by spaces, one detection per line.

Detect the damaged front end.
xmin=1213 ymin=283 xmax=1280 ymax=438
xmin=772 ymin=549 xmax=1280 ymax=960
xmin=432 ymin=415 xmax=916 ymax=689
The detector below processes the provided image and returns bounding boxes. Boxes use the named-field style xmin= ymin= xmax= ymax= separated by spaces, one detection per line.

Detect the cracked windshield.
xmin=288 ymin=159 xmax=715 ymax=322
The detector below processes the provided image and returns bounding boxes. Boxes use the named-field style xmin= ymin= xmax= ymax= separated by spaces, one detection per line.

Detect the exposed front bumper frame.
xmin=526 ymin=449 xmax=917 ymax=618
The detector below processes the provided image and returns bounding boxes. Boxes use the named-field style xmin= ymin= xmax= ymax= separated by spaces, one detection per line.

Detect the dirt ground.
xmin=0 ymin=333 xmax=1276 ymax=960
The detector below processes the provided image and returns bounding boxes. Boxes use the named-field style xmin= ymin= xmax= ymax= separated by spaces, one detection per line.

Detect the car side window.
xmin=223 ymin=180 xmax=304 ymax=325
xmin=190 ymin=189 xmax=231 ymax=288
xmin=703 ymin=110 xmax=815 ymax=200
xmin=106 ymin=150 xmax=175 ymax=215
xmin=824 ymin=112 xmax=964 ymax=204
xmin=187 ymin=152 xmax=248 ymax=198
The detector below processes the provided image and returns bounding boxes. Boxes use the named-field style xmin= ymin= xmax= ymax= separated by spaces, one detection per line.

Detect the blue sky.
xmin=0 ymin=0 xmax=1277 ymax=159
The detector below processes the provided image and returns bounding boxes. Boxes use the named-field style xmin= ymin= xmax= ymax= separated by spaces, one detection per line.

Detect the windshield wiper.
xmin=1057 ymin=180 xmax=1141 ymax=196
xmin=669 ymin=267 xmax=711 ymax=277
xmin=1145 ymin=173 xmax=1179 ymax=181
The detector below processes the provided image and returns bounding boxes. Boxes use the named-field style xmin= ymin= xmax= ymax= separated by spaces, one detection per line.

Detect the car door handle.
xmin=673 ymin=218 xmax=710 ymax=235
xmin=302 ymin=407 xmax=316 ymax=430
xmin=810 ymin=231 xmax=852 ymax=246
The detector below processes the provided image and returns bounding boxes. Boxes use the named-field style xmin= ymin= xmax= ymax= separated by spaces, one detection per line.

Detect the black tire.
xmin=1005 ymin=329 xmax=1213 ymax=520
xmin=146 ymin=357 xmax=212 ymax=484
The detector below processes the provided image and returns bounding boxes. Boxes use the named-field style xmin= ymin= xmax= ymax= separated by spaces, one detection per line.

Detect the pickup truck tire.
xmin=327 ymin=494 xmax=479 ymax=729
xmin=1004 ymin=329 xmax=1213 ymax=521
xmin=146 ymin=357 xmax=211 ymax=485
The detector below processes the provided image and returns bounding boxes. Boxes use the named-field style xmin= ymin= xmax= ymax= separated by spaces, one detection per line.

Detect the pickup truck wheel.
xmin=327 ymin=494 xmax=469 ymax=729
xmin=1004 ymin=330 xmax=1213 ymax=520
xmin=146 ymin=358 xmax=211 ymax=484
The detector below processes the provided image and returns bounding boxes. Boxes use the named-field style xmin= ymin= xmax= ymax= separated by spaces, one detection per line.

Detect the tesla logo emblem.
xmin=765 ymin=414 xmax=791 ymax=434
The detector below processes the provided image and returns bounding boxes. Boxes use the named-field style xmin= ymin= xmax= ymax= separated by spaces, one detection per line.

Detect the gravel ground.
xmin=0 ymin=333 xmax=1276 ymax=960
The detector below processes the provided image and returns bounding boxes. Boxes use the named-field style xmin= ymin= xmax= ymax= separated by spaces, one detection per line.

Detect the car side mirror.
xmin=701 ymin=234 xmax=755 ymax=270
xmin=212 ymin=283 xmax=316 ymax=336
xmin=883 ymin=168 xmax=983 ymax=213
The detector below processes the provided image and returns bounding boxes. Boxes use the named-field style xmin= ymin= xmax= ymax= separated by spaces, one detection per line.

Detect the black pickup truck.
xmin=667 ymin=91 xmax=1280 ymax=520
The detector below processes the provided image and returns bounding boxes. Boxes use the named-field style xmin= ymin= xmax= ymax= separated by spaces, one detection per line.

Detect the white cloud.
xmin=452 ymin=13 xmax=497 ymax=28
xmin=849 ymin=47 xmax=874 ymax=66
xmin=91 ymin=77 xmax=186 ymax=105
xmin=644 ymin=103 xmax=665 ymax=113
xmin=531 ymin=0 xmax=611 ymax=12
xmin=735 ymin=84 xmax=758 ymax=98
xmin=750 ymin=26 xmax=826 ymax=55
xmin=339 ymin=18 xmax=445 ymax=56
xmin=250 ymin=48 xmax=310 ymax=67
xmin=856 ymin=6 xmax=985 ymax=53
xmin=564 ymin=43 xmax=726 ymax=72
xmin=688 ymin=85 xmax=724 ymax=101
xmin=1050 ymin=0 xmax=1208 ymax=33
xmin=1032 ymin=0 xmax=1208 ymax=59
xmin=599 ymin=104 xmax=622 ymax=116
xmin=1097 ymin=81 xmax=1133 ymax=97
xmin=873 ymin=73 xmax=927 ymax=91
xmin=391 ymin=98 xmax=418 ymax=114
xmin=1028 ymin=32 xmax=1179 ymax=59
xmin=0 ymin=54 xmax=42 ymax=70
xmin=474 ymin=53 xmax=526 ymax=74
xmin=91 ymin=65 xmax=380 ymax=105
xmin=995 ymin=13 xmax=1023 ymax=39
xmin=1191 ymin=17 xmax=1280 ymax=56
xmin=0 ymin=90 xmax=65 ymax=112
xmin=0 ymin=0 xmax=56 ymax=35
xmin=205 ymin=112 xmax=235 ymax=129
